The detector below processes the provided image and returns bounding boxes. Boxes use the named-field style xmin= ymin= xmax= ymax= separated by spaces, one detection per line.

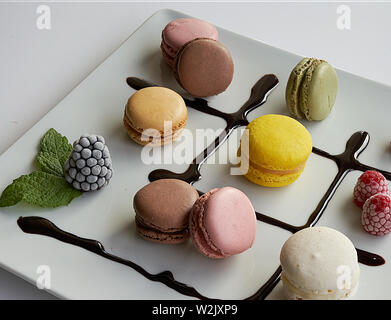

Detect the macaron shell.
xmin=280 ymin=227 xmax=360 ymax=298
xmin=202 ymin=187 xmax=257 ymax=256
xmin=285 ymin=58 xmax=315 ymax=119
xmin=175 ymin=38 xmax=234 ymax=97
xmin=189 ymin=189 xmax=226 ymax=258
xmin=243 ymin=114 xmax=313 ymax=171
xmin=300 ymin=61 xmax=338 ymax=121
xmin=162 ymin=18 xmax=218 ymax=53
xmin=125 ymin=87 xmax=187 ymax=133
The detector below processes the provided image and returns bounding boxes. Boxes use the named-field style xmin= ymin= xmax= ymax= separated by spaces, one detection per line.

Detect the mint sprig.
xmin=0 ymin=128 xmax=82 ymax=208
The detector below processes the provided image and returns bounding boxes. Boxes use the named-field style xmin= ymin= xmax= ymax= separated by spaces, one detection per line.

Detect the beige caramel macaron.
xmin=123 ymin=87 xmax=187 ymax=146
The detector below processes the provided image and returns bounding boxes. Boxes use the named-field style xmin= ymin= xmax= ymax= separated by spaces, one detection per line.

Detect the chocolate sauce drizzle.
xmin=127 ymin=76 xmax=387 ymax=299
xmin=17 ymin=75 xmax=388 ymax=300
xmin=17 ymin=216 xmax=209 ymax=300
xmin=127 ymin=75 xmax=278 ymax=184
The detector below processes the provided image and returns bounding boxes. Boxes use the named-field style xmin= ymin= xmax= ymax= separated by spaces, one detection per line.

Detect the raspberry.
xmin=353 ymin=171 xmax=389 ymax=208
xmin=362 ymin=193 xmax=391 ymax=236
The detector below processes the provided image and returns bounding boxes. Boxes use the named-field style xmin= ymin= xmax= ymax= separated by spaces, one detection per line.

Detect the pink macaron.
xmin=189 ymin=187 xmax=257 ymax=259
xmin=161 ymin=18 xmax=219 ymax=69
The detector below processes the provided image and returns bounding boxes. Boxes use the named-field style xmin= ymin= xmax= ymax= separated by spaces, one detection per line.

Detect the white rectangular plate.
xmin=1 ymin=9 xmax=391 ymax=299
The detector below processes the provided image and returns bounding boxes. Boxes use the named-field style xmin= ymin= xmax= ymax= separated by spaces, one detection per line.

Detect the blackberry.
xmin=64 ymin=134 xmax=113 ymax=192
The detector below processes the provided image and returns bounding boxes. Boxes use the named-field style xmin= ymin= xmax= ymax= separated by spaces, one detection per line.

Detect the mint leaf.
xmin=36 ymin=128 xmax=72 ymax=177
xmin=0 ymin=171 xmax=82 ymax=208
xmin=0 ymin=179 xmax=24 ymax=207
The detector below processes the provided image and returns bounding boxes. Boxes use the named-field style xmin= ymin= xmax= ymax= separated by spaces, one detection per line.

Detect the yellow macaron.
xmin=238 ymin=114 xmax=312 ymax=187
xmin=123 ymin=87 xmax=187 ymax=146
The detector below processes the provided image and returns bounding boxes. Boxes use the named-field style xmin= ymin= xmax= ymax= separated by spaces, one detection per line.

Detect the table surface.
xmin=0 ymin=1 xmax=390 ymax=300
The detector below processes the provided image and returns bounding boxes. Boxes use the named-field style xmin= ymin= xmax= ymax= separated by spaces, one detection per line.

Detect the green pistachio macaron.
xmin=286 ymin=58 xmax=338 ymax=121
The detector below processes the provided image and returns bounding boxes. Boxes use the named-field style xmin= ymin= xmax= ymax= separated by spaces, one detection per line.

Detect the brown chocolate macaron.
xmin=174 ymin=38 xmax=234 ymax=97
xmin=133 ymin=179 xmax=199 ymax=244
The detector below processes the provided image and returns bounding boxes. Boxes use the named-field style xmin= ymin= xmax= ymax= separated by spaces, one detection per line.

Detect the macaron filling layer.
xmin=124 ymin=108 xmax=187 ymax=136
xmin=135 ymin=215 xmax=189 ymax=242
xmin=299 ymin=59 xmax=323 ymax=120
xmin=244 ymin=165 xmax=303 ymax=188
xmin=241 ymin=152 xmax=306 ymax=176
xmin=281 ymin=269 xmax=360 ymax=300
xmin=160 ymin=42 xmax=177 ymax=68
xmin=123 ymin=111 xmax=185 ymax=145
xmin=135 ymin=213 xmax=187 ymax=233
xmin=160 ymin=37 xmax=178 ymax=57
xmin=286 ymin=58 xmax=315 ymax=119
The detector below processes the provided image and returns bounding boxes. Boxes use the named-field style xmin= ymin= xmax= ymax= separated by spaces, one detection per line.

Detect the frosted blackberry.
xmin=64 ymin=134 xmax=113 ymax=192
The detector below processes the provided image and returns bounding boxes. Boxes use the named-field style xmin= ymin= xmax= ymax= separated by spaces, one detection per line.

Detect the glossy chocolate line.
xmin=304 ymin=168 xmax=349 ymax=228
xmin=245 ymin=245 xmax=386 ymax=300
xmin=304 ymin=132 xmax=368 ymax=228
xmin=255 ymin=212 xmax=299 ymax=234
xmin=127 ymin=75 xmax=280 ymax=184
xmin=357 ymin=248 xmax=385 ymax=266
xmin=16 ymin=75 xmax=387 ymax=301
xmin=200 ymin=189 xmax=299 ymax=234
xmin=199 ymin=188 xmax=300 ymax=235
xmin=16 ymin=75 xmax=281 ymax=301
xmin=264 ymin=132 xmax=388 ymax=265
xmin=149 ymin=127 xmax=237 ymax=184
xmin=17 ymin=216 xmax=209 ymax=300
xmin=245 ymin=266 xmax=282 ymax=300
xmin=127 ymin=75 xmax=278 ymax=127
xmin=126 ymin=75 xmax=387 ymax=299
xmin=244 ymin=132 xmax=387 ymax=299
xmin=126 ymin=77 xmax=233 ymax=122
xmin=18 ymin=214 xmax=383 ymax=302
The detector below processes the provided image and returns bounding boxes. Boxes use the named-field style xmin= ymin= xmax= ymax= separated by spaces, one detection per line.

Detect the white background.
xmin=0 ymin=0 xmax=390 ymax=299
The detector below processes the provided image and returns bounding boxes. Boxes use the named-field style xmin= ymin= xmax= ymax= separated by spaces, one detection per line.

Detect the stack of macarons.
xmin=286 ymin=58 xmax=338 ymax=121
xmin=133 ymin=179 xmax=257 ymax=258
xmin=123 ymin=18 xmax=235 ymax=145
xmin=161 ymin=18 xmax=234 ymax=97
xmin=123 ymin=86 xmax=188 ymax=146
xmin=238 ymin=114 xmax=313 ymax=187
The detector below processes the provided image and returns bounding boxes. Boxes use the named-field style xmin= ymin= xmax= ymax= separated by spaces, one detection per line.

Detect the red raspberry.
xmin=353 ymin=171 xmax=389 ymax=208
xmin=362 ymin=193 xmax=391 ymax=236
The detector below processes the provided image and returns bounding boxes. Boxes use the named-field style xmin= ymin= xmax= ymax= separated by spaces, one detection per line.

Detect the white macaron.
xmin=280 ymin=226 xmax=360 ymax=300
